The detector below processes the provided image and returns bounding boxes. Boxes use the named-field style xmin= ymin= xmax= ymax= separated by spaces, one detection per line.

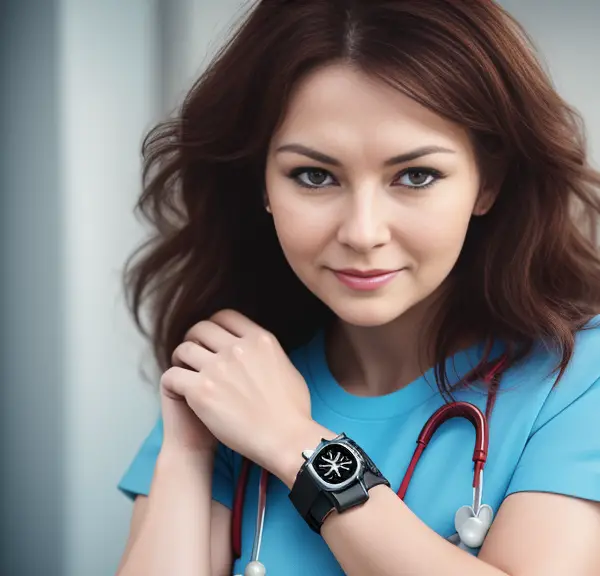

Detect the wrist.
xmin=157 ymin=445 xmax=215 ymax=473
xmin=271 ymin=420 xmax=337 ymax=489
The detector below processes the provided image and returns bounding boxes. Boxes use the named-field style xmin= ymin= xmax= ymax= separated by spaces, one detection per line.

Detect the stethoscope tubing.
xmin=250 ymin=468 xmax=269 ymax=562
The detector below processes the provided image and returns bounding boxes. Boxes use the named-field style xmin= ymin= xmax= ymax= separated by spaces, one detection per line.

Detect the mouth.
xmin=330 ymin=268 xmax=402 ymax=291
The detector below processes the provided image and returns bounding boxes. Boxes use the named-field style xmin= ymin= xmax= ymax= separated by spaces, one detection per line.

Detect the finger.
xmin=185 ymin=319 xmax=239 ymax=352
xmin=172 ymin=340 xmax=214 ymax=371
xmin=160 ymin=366 xmax=199 ymax=399
xmin=210 ymin=308 xmax=263 ymax=338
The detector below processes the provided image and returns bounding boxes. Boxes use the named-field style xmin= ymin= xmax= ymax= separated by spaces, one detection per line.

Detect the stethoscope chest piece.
xmin=243 ymin=560 xmax=266 ymax=576
xmin=454 ymin=503 xmax=494 ymax=549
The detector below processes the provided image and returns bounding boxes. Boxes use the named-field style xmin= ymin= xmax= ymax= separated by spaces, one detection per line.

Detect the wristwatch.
xmin=288 ymin=433 xmax=390 ymax=533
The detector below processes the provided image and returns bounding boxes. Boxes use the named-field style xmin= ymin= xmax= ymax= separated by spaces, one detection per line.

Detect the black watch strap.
xmin=333 ymin=469 xmax=389 ymax=511
xmin=289 ymin=438 xmax=390 ymax=533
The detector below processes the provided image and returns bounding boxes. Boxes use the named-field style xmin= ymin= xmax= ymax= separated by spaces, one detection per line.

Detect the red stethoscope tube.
xmin=232 ymin=355 xmax=507 ymax=560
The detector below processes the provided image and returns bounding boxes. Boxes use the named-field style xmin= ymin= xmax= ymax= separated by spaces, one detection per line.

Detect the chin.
xmin=326 ymin=300 xmax=410 ymax=328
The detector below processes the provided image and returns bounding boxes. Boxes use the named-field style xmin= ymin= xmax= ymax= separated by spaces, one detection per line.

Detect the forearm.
xmin=118 ymin=448 xmax=214 ymax=576
xmin=276 ymin=422 xmax=511 ymax=576
xmin=320 ymin=484 xmax=510 ymax=576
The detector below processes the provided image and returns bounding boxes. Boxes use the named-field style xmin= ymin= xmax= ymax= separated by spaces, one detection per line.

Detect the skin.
xmin=265 ymin=63 xmax=494 ymax=395
xmin=118 ymin=64 xmax=600 ymax=576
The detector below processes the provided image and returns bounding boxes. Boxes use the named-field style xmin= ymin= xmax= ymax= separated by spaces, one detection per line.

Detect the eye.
xmin=288 ymin=167 xmax=336 ymax=189
xmin=287 ymin=166 xmax=445 ymax=190
xmin=395 ymin=168 xmax=444 ymax=189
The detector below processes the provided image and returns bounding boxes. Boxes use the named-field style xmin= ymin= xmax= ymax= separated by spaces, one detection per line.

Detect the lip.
xmin=331 ymin=268 xmax=401 ymax=291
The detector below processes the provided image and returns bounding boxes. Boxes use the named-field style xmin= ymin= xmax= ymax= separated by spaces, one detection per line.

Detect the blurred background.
xmin=0 ymin=0 xmax=598 ymax=574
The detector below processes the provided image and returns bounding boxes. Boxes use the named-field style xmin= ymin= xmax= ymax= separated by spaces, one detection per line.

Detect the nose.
xmin=336 ymin=187 xmax=391 ymax=252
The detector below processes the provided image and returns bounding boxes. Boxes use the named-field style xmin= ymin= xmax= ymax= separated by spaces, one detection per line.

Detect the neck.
xmin=326 ymin=288 xmax=450 ymax=397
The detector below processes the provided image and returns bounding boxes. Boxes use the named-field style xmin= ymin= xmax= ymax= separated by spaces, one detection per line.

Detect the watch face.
xmin=312 ymin=443 xmax=359 ymax=485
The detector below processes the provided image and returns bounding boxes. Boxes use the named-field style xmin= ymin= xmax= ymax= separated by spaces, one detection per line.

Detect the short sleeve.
xmin=117 ymin=416 xmax=237 ymax=509
xmin=118 ymin=417 xmax=163 ymax=500
xmin=506 ymin=376 xmax=600 ymax=502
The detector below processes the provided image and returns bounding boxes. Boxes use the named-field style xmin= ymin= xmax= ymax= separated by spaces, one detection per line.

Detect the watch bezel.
xmin=305 ymin=440 xmax=364 ymax=491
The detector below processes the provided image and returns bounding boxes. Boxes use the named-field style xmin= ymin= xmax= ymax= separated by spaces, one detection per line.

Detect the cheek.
xmin=398 ymin=198 xmax=475 ymax=279
xmin=270 ymin=202 xmax=330 ymax=270
xmin=409 ymin=211 xmax=471 ymax=255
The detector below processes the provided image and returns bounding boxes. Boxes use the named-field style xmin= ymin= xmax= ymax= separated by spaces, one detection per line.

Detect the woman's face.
xmin=264 ymin=64 xmax=491 ymax=327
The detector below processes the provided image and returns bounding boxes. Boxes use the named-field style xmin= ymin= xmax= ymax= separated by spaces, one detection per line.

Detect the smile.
xmin=331 ymin=269 xmax=401 ymax=291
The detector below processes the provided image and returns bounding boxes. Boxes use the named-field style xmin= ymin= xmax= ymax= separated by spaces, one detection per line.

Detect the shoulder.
xmin=540 ymin=314 xmax=600 ymax=417
xmin=568 ymin=314 xmax=600 ymax=376
xmin=499 ymin=316 xmax=600 ymax=504
xmin=545 ymin=315 xmax=599 ymax=394
xmin=503 ymin=315 xmax=600 ymax=432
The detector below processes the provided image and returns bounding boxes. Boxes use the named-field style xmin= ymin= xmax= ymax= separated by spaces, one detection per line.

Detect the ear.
xmin=473 ymin=184 xmax=499 ymax=217
xmin=263 ymin=188 xmax=272 ymax=214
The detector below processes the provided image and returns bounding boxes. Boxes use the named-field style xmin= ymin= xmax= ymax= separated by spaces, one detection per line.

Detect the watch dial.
xmin=313 ymin=444 xmax=358 ymax=485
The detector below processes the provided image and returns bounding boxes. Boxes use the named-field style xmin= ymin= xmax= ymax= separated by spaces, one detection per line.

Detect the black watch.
xmin=288 ymin=433 xmax=390 ymax=533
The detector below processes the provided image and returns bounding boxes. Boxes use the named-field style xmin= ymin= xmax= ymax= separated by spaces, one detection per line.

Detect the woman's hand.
xmin=160 ymin=373 xmax=218 ymax=456
xmin=161 ymin=309 xmax=320 ymax=477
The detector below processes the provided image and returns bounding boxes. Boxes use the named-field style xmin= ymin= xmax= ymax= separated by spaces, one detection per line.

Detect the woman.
xmin=116 ymin=1 xmax=600 ymax=575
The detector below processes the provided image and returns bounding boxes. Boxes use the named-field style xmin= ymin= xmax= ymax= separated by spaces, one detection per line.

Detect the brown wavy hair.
xmin=123 ymin=0 xmax=600 ymax=397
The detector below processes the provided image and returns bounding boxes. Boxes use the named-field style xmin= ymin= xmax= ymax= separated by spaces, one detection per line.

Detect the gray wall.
xmin=0 ymin=1 xmax=246 ymax=574
xmin=0 ymin=1 xmax=597 ymax=575
xmin=0 ymin=1 xmax=64 ymax=575
xmin=500 ymin=0 xmax=600 ymax=158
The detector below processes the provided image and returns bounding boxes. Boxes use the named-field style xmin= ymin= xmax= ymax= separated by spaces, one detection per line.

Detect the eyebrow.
xmin=275 ymin=143 xmax=456 ymax=167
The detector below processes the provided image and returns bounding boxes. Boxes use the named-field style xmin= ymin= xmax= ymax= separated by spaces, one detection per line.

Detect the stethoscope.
xmin=233 ymin=356 xmax=507 ymax=576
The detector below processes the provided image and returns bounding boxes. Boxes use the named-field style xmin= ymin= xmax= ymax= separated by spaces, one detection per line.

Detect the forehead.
xmin=271 ymin=64 xmax=472 ymax=156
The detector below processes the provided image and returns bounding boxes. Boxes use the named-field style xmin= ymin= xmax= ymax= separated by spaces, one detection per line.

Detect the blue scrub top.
xmin=118 ymin=317 xmax=600 ymax=574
